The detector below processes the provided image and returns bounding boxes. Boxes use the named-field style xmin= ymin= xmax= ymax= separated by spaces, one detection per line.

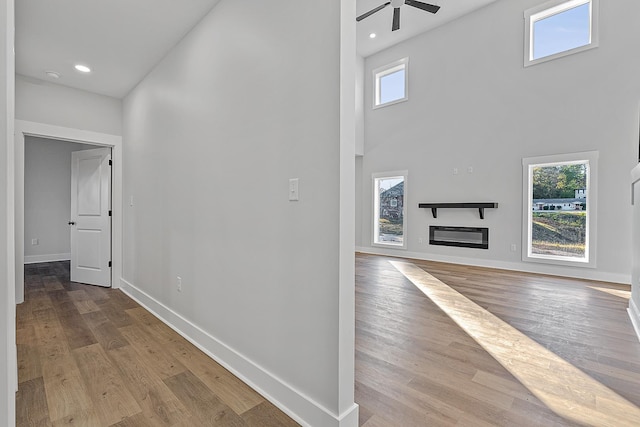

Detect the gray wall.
xmin=16 ymin=74 xmax=122 ymax=135
xmin=24 ymin=136 xmax=95 ymax=263
xmin=1 ymin=0 xmax=15 ymax=423
xmin=122 ymin=0 xmax=354 ymax=424
xmin=357 ymin=0 xmax=640 ymax=283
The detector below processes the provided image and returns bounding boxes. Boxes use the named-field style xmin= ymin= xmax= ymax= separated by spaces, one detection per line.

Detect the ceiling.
xmin=356 ymin=0 xmax=499 ymax=57
xmin=15 ymin=0 xmax=221 ymax=99
xmin=15 ymin=0 xmax=498 ymax=99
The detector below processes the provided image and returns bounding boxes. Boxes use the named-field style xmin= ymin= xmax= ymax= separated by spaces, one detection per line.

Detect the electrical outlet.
xmin=177 ymin=276 xmax=182 ymax=292
xmin=467 ymin=166 xmax=474 ymax=173
xmin=453 ymin=168 xmax=458 ymax=175
xmin=419 ymin=237 xmax=424 ymax=244
xmin=31 ymin=238 xmax=39 ymax=246
xmin=510 ymin=244 xmax=517 ymax=252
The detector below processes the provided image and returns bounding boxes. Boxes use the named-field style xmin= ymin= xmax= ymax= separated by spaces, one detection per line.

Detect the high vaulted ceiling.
xmin=356 ymin=0 xmax=499 ymax=57
xmin=15 ymin=0 xmax=499 ymax=99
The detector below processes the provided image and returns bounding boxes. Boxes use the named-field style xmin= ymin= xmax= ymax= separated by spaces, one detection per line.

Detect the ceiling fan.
xmin=356 ymin=0 xmax=440 ymax=31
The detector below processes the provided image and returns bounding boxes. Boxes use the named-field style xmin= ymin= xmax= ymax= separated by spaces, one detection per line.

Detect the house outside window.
xmin=373 ymin=171 xmax=407 ymax=248
xmin=522 ymin=152 xmax=598 ymax=267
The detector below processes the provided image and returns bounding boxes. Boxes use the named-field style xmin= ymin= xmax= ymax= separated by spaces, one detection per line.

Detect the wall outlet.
xmin=177 ymin=276 xmax=182 ymax=292
xmin=453 ymin=168 xmax=458 ymax=175
xmin=467 ymin=166 xmax=474 ymax=173
xmin=510 ymin=244 xmax=517 ymax=252
xmin=31 ymin=238 xmax=39 ymax=246
xmin=419 ymin=237 xmax=424 ymax=244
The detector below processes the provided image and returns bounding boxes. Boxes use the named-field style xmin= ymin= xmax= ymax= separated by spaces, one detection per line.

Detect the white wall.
xmin=15 ymin=74 xmax=122 ymax=135
xmin=122 ymin=0 xmax=356 ymax=426
xmin=24 ymin=136 xmax=94 ymax=263
xmin=355 ymin=55 xmax=365 ymax=156
xmin=2 ymin=0 xmax=16 ymax=424
xmin=357 ymin=0 xmax=640 ymax=283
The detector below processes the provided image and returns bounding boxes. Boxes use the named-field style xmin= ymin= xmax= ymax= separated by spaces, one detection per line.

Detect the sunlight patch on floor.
xmin=588 ymin=285 xmax=631 ymax=299
xmin=391 ymin=261 xmax=640 ymax=427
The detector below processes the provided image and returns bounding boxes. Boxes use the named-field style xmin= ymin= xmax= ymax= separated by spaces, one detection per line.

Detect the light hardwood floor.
xmin=355 ymin=253 xmax=640 ymax=426
xmin=18 ymin=256 xmax=640 ymax=426
xmin=16 ymin=261 xmax=299 ymax=426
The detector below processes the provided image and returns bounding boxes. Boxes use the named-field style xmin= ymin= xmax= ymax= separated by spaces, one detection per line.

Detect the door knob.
xmin=68 ymin=221 xmax=76 ymax=225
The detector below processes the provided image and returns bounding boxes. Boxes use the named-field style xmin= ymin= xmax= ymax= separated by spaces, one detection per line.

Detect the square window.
xmin=373 ymin=58 xmax=408 ymax=108
xmin=524 ymin=0 xmax=598 ymax=67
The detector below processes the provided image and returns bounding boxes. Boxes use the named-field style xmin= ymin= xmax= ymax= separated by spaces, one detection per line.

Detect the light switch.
xmin=289 ymin=178 xmax=299 ymax=201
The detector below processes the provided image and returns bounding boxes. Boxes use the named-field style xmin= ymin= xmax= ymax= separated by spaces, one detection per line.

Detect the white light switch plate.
xmin=289 ymin=178 xmax=299 ymax=201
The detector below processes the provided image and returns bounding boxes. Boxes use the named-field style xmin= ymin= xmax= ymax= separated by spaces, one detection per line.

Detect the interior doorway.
xmin=23 ymin=138 xmax=112 ymax=287
xmin=14 ymin=120 xmax=123 ymax=304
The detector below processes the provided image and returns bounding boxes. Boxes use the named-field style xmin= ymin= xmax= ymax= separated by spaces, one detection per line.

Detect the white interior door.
xmin=70 ymin=147 xmax=111 ymax=287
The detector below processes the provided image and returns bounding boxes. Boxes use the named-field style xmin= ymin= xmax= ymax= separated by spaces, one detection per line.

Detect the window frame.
xmin=373 ymin=57 xmax=409 ymax=109
xmin=521 ymin=151 xmax=598 ymax=268
xmin=372 ymin=171 xmax=408 ymax=249
xmin=524 ymin=0 xmax=599 ymax=67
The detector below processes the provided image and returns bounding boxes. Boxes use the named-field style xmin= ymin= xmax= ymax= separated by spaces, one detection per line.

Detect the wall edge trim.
xmin=355 ymin=246 xmax=630 ymax=285
xmin=24 ymin=253 xmax=71 ymax=264
xmin=629 ymin=299 xmax=640 ymax=343
xmin=119 ymin=277 xmax=352 ymax=427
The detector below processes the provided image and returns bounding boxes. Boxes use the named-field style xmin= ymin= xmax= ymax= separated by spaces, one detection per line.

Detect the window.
xmin=524 ymin=0 xmax=598 ymax=67
xmin=522 ymin=152 xmax=598 ymax=267
xmin=373 ymin=171 xmax=407 ymax=248
xmin=373 ymin=58 xmax=408 ymax=108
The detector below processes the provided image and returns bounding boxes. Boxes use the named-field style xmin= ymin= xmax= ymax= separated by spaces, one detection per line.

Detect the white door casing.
xmin=70 ymin=147 xmax=111 ymax=287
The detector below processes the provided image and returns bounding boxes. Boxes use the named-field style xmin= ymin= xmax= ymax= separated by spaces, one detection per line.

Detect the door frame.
xmin=14 ymin=120 xmax=123 ymax=303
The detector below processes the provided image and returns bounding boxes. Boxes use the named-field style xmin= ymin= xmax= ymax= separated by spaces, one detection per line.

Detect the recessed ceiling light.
xmin=74 ymin=64 xmax=91 ymax=73
xmin=45 ymin=70 xmax=60 ymax=79
xmin=369 ymin=33 xmax=377 ymax=39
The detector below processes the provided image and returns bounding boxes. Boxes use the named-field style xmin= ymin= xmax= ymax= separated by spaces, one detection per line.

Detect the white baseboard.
xmin=119 ymin=278 xmax=358 ymax=427
xmin=629 ymin=299 xmax=640 ymax=343
xmin=355 ymin=246 xmax=631 ymax=285
xmin=24 ymin=253 xmax=71 ymax=264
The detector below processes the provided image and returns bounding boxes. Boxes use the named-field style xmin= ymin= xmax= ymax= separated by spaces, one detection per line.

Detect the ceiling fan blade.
xmin=356 ymin=2 xmax=391 ymax=22
xmin=405 ymin=0 xmax=441 ymax=14
xmin=392 ymin=7 xmax=400 ymax=31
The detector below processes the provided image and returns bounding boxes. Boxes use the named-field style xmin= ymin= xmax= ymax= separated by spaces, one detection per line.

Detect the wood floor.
xmin=17 ymin=256 xmax=640 ymax=426
xmin=355 ymin=253 xmax=640 ymax=426
xmin=16 ymin=261 xmax=299 ymax=426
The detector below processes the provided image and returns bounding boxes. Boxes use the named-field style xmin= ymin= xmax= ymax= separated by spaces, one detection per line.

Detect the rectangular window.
xmin=524 ymin=0 xmax=598 ymax=67
xmin=522 ymin=152 xmax=598 ymax=267
xmin=373 ymin=58 xmax=408 ymax=108
xmin=373 ymin=171 xmax=407 ymax=248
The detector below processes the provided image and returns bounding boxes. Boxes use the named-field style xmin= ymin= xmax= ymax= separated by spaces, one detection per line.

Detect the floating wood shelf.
xmin=418 ymin=202 xmax=498 ymax=219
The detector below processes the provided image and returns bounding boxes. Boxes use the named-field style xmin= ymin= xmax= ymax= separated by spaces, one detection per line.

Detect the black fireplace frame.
xmin=429 ymin=226 xmax=489 ymax=249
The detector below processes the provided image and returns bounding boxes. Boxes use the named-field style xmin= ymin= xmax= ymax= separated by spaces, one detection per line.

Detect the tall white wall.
xmin=15 ymin=74 xmax=122 ymax=135
xmin=357 ymin=0 xmax=640 ymax=283
xmin=24 ymin=136 xmax=94 ymax=263
xmin=1 ymin=0 xmax=16 ymax=424
xmin=122 ymin=0 xmax=356 ymax=425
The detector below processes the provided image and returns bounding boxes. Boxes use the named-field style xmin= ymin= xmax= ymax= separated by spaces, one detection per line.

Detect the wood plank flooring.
xmin=16 ymin=262 xmax=299 ymax=427
xmin=18 ymin=256 xmax=640 ymax=426
xmin=355 ymin=253 xmax=640 ymax=426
